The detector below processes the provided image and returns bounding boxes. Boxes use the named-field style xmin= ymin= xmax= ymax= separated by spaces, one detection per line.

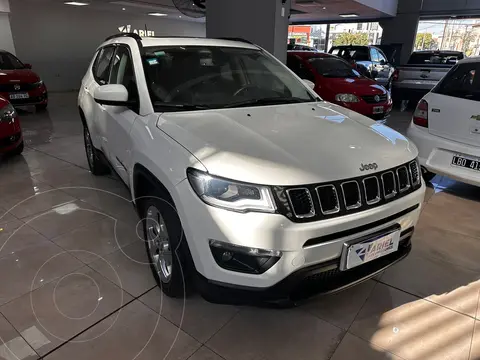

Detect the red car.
xmin=287 ymin=51 xmax=392 ymax=120
xmin=0 ymin=50 xmax=48 ymax=111
xmin=0 ymin=96 xmax=23 ymax=156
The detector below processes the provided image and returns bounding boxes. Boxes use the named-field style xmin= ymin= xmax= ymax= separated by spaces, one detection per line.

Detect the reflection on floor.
xmin=0 ymin=93 xmax=479 ymax=360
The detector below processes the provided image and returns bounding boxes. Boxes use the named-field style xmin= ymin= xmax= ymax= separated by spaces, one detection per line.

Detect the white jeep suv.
xmin=78 ymin=33 xmax=425 ymax=303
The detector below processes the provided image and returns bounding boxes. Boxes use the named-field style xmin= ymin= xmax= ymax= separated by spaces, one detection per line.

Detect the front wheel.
xmin=141 ymin=194 xmax=192 ymax=298
xmin=83 ymin=125 xmax=109 ymax=175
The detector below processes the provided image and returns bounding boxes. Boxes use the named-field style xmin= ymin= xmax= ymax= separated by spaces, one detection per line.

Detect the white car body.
xmin=78 ymin=34 xmax=425 ymax=301
xmin=407 ymin=57 xmax=480 ymax=187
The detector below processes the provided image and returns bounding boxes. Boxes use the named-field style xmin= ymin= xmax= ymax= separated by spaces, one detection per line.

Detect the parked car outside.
xmin=287 ymin=51 xmax=392 ymax=120
xmin=0 ymin=95 xmax=23 ymax=156
xmin=329 ymin=45 xmax=395 ymax=90
xmin=79 ymin=34 xmax=425 ymax=304
xmin=407 ymin=56 xmax=480 ymax=185
xmin=0 ymin=50 xmax=48 ymax=111
xmin=287 ymin=43 xmax=321 ymax=52
xmin=393 ymin=50 xmax=464 ymax=105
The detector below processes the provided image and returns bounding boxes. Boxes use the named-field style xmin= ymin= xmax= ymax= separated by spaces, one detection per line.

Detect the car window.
xmin=286 ymin=55 xmax=315 ymax=82
xmin=330 ymin=48 xmax=339 ymax=55
xmin=434 ymin=63 xmax=480 ymax=102
xmin=109 ymin=46 xmax=138 ymax=104
xmin=370 ymin=48 xmax=380 ymax=63
xmin=0 ymin=52 xmax=25 ymax=70
xmin=333 ymin=47 xmax=369 ymax=62
xmin=142 ymin=46 xmax=315 ymax=110
xmin=93 ymin=46 xmax=115 ymax=85
xmin=308 ymin=57 xmax=360 ymax=78
xmin=377 ymin=50 xmax=387 ymax=63
xmin=408 ymin=52 xmax=464 ymax=65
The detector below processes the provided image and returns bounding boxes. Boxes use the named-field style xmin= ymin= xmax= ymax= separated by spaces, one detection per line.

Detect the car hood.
xmin=322 ymin=77 xmax=386 ymax=96
xmin=157 ymin=102 xmax=417 ymax=185
xmin=0 ymin=69 xmax=40 ymax=84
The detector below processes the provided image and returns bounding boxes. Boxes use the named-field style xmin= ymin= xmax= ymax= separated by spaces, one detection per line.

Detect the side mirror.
xmin=24 ymin=63 xmax=32 ymax=69
xmin=379 ymin=60 xmax=386 ymax=65
xmin=94 ymin=84 xmax=130 ymax=106
xmin=303 ymin=79 xmax=315 ymax=90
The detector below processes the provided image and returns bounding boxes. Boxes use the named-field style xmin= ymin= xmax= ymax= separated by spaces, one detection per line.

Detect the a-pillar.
xmin=206 ymin=0 xmax=291 ymax=63
xmin=0 ymin=0 xmax=15 ymax=54
xmin=380 ymin=0 xmax=420 ymax=64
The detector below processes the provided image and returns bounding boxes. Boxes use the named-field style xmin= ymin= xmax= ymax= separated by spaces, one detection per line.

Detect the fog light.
xmin=209 ymin=240 xmax=282 ymax=274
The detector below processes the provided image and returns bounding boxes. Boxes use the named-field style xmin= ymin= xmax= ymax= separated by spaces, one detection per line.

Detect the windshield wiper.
xmin=153 ymin=102 xmax=212 ymax=111
xmin=222 ymin=97 xmax=315 ymax=109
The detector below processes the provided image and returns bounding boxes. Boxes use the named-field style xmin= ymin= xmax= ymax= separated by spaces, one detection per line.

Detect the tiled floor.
xmin=0 ymin=93 xmax=479 ymax=360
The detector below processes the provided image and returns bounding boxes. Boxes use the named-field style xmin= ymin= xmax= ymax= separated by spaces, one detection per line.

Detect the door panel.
xmin=427 ymin=62 xmax=480 ymax=147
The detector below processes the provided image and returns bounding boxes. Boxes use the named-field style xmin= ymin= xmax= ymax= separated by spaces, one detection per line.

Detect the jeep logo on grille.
xmin=359 ymin=163 xmax=378 ymax=171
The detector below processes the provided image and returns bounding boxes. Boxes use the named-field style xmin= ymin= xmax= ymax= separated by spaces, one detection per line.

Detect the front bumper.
xmin=0 ymin=87 xmax=48 ymax=107
xmin=0 ymin=116 xmax=22 ymax=153
xmin=174 ymin=178 xmax=425 ymax=294
xmin=336 ymin=100 xmax=393 ymax=120
xmin=407 ymin=123 xmax=480 ymax=187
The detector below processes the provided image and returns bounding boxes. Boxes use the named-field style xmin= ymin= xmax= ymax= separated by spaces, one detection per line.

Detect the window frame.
xmin=110 ymin=44 xmax=140 ymax=113
xmin=370 ymin=48 xmax=380 ymax=63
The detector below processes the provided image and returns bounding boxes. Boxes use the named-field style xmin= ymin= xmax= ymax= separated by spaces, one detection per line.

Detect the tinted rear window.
xmin=309 ymin=58 xmax=360 ymax=78
xmin=433 ymin=62 xmax=480 ymax=101
xmin=407 ymin=52 xmax=463 ymax=65
xmin=330 ymin=47 xmax=369 ymax=62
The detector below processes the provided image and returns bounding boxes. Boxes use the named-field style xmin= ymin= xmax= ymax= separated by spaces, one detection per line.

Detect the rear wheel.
xmin=141 ymin=192 xmax=192 ymax=298
xmin=83 ymin=125 xmax=109 ymax=175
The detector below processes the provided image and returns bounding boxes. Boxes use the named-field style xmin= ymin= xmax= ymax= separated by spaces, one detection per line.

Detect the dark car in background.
xmin=329 ymin=45 xmax=395 ymax=90
xmin=0 ymin=50 xmax=48 ymax=111
xmin=287 ymin=51 xmax=392 ymax=120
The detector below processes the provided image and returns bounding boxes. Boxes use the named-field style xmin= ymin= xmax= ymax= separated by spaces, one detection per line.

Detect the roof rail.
xmin=217 ymin=37 xmax=254 ymax=45
xmin=105 ymin=33 xmax=142 ymax=42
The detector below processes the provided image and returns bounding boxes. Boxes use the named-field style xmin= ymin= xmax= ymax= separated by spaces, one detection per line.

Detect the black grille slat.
xmin=381 ymin=171 xmax=397 ymax=199
xmin=286 ymin=188 xmax=315 ymax=218
xmin=409 ymin=161 xmax=420 ymax=186
xmin=363 ymin=177 xmax=380 ymax=205
xmin=273 ymin=160 xmax=422 ymax=223
xmin=362 ymin=94 xmax=388 ymax=104
xmin=316 ymin=185 xmax=339 ymax=215
xmin=341 ymin=181 xmax=361 ymax=210
xmin=397 ymin=166 xmax=410 ymax=192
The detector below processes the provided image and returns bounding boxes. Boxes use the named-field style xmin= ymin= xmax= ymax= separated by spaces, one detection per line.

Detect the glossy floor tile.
xmin=1 ymin=94 xmax=480 ymax=360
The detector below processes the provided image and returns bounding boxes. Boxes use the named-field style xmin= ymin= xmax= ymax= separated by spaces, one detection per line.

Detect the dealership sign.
xmin=118 ymin=25 xmax=155 ymax=37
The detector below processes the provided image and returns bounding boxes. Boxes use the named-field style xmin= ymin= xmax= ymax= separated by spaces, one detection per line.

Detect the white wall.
xmin=9 ymin=0 xmax=206 ymax=91
xmin=0 ymin=13 xmax=15 ymax=54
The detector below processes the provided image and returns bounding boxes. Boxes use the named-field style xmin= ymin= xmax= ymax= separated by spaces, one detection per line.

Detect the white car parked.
xmin=78 ymin=33 xmax=425 ymax=303
xmin=407 ymin=57 xmax=480 ymax=186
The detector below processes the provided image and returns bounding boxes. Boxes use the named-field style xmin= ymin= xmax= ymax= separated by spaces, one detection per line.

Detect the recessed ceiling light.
xmin=64 ymin=1 xmax=89 ymax=5
xmin=339 ymin=13 xmax=359 ymax=17
xmin=179 ymin=15 xmax=182 ymax=18
xmin=122 ymin=7 xmax=126 ymax=10
xmin=148 ymin=12 xmax=168 ymax=16
xmin=322 ymin=6 xmax=326 ymax=9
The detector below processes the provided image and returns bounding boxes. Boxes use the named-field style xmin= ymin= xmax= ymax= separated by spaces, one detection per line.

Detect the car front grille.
xmin=0 ymin=83 xmax=38 ymax=92
xmin=275 ymin=160 xmax=421 ymax=223
xmin=362 ymin=94 xmax=388 ymax=103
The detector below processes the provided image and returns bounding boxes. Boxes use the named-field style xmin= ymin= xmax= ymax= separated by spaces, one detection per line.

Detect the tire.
xmin=35 ymin=103 xmax=48 ymax=111
xmin=8 ymin=141 xmax=24 ymax=156
xmin=83 ymin=125 xmax=109 ymax=175
xmin=421 ymin=167 xmax=436 ymax=183
xmin=141 ymin=192 xmax=191 ymax=297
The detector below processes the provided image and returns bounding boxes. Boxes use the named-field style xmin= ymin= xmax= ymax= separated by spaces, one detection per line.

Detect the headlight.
xmin=0 ymin=104 xmax=17 ymax=122
xmin=187 ymin=168 xmax=276 ymax=213
xmin=33 ymin=80 xmax=44 ymax=88
xmin=335 ymin=94 xmax=360 ymax=103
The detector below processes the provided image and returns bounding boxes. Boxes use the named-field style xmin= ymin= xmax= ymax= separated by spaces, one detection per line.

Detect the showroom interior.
xmin=0 ymin=0 xmax=480 ymax=359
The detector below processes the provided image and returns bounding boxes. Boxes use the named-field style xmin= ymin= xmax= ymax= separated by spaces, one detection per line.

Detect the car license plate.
xmin=9 ymin=93 xmax=29 ymax=100
xmin=373 ymin=106 xmax=384 ymax=114
xmin=451 ymin=154 xmax=480 ymax=172
xmin=343 ymin=230 xmax=400 ymax=270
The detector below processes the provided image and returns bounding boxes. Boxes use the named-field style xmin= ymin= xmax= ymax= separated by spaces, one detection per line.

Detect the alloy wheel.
xmin=146 ymin=205 xmax=173 ymax=283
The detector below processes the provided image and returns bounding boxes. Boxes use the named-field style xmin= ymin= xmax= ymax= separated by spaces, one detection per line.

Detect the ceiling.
xmin=290 ymin=0 xmax=392 ymax=23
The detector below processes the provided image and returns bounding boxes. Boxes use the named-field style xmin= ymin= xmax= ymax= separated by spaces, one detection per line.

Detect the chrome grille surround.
xmin=315 ymin=185 xmax=340 ymax=215
xmin=341 ymin=181 xmax=362 ymax=210
xmin=286 ymin=188 xmax=316 ymax=219
xmin=362 ymin=176 xmax=381 ymax=205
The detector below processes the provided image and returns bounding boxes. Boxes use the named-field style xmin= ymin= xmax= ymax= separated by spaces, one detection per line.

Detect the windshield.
xmin=143 ymin=46 xmax=316 ymax=110
xmin=408 ymin=52 xmax=464 ymax=65
xmin=0 ymin=52 xmax=25 ymax=70
xmin=309 ymin=57 xmax=361 ymax=78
